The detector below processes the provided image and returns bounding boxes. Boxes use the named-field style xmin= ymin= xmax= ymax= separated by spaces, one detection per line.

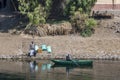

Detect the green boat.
xmin=51 ymin=59 xmax=93 ymax=67
xmin=51 ymin=64 xmax=93 ymax=68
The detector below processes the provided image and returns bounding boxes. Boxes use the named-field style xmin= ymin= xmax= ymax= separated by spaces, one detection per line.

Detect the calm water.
xmin=0 ymin=60 xmax=120 ymax=80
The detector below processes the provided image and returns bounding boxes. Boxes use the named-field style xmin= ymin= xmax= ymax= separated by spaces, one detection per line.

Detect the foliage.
xmin=17 ymin=0 xmax=97 ymax=37
xmin=18 ymin=0 xmax=52 ymax=28
xmin=81 ymin=18 xmax=97 ymax=37
xmin=70 ymin=11 xmax=97 ymax=37
xmin=44 ymin=0 xmax=52 ymax=18
xmin=70 ymin=11 xmax=88 ymax=31
xmin=81 ymin=27 xmax=93 ymax=37
xmin=85 ymin=18 xmax=97 ymax=28
xmin=64 ymin=0 xmax=97 ymax=17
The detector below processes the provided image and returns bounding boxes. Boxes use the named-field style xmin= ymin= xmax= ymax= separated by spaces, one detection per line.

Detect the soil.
xmin=0 ymin=12 xmax=120 ymax=59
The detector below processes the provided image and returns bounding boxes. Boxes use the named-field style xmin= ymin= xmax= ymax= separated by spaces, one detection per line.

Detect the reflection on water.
xmin=29 ymin=60 xmax=52 ymax=72
xmin=0 ymin=60 xmax=120 ymax=80
xmin=29 ymin=61 xmax=38 ymax=72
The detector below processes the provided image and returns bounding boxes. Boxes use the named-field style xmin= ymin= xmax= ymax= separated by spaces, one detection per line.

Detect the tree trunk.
xmin=0 ymin=0 xmax=6 ymax=9
xmin=0 ymin=0 xmax=18 ymax=12
xmin=5 ymin=0 xmax=13 ymax=11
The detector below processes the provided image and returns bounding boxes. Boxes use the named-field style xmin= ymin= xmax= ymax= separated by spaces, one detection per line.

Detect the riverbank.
xmin=0 ymin=14 xmax=120 ymax=60
xmin=0 ymin=32 xmax=119 ymax=60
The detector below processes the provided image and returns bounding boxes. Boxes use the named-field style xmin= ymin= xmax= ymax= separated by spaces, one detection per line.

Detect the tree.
xmin=18 ymin=0 xmax=52 ymax=28
xmin=63 ymin=0 xmax=97 ymax=18
xmin=70 ymin=11 xmax=97 ymax=37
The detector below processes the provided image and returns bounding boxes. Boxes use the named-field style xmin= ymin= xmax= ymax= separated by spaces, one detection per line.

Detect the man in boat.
xmin=66 ymin=54 xmax=72 ymax=61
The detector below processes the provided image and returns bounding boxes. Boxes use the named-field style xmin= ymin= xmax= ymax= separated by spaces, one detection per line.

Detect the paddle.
xmin=70 ymin=59 xmax=80 ymax=67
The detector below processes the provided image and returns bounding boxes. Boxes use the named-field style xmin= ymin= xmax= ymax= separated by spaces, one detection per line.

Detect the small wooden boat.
xmin=51 ymin=59 xmax=93 ymax=67
xmin=51 ymin=64 xmax=93 ymax=68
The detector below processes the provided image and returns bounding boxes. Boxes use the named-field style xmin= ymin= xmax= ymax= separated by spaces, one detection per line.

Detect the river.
xmin=0 ymin=60 xmax=120 ymax=80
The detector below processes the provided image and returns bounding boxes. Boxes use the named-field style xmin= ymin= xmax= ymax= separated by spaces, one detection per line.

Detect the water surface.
xmin=0 ymin=60 xmax=120 ymax=80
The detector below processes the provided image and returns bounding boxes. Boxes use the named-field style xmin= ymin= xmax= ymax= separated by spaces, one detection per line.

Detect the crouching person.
xmin=28 ymin=41 xmax=35 ymax=57
xmin=28 ymin=49 xmax=35 ymax=57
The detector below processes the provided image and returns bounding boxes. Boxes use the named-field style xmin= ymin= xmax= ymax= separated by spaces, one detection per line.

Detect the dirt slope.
xmin=0 ymin=12 xmax=120 ymax=59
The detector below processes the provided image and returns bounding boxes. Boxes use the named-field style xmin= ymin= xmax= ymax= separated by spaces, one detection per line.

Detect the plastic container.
xmin=38 ymin=48 xmax=42 ymax=53
xmin=47 ymin=46 xmax=52 ymax=53
xmin=41 ymin=44 xmax=47 ymax=51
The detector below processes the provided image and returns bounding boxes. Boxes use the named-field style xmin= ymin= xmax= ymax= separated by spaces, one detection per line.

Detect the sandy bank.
xmin=0 ymin=33 xmax=119 ymax=60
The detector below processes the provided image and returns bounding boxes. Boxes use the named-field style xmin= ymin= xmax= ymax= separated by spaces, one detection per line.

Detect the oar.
xmin=71 ymin=60 xmax=80 ymax=67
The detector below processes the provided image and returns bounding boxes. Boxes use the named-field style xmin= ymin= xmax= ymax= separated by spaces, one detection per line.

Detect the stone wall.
xmin=92 ymin=0 xmax=120 ymax=16
xmin=95 ymin=0 xmax=120 ymax=4
xmin=92 ymin=4 xmax=120 ymax=10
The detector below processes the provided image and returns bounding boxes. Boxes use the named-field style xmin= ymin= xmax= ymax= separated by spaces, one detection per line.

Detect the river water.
xmin=0 ymin=60 xmax=120 ymax=80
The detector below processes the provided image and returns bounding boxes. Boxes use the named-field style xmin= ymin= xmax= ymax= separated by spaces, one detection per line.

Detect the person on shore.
xmin=28 ymin=49 xmax=34 ymax=57
xmin=30 ymin=41 xmax=35 ymax=50
xmin=66 ymin=54 xmax=72 ymax=61
xmin=28 ymin=41 xmax=35 ymax=57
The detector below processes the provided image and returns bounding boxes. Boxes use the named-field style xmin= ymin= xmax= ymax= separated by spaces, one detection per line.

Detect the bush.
xmin=70 ymin=11 xmax=97 ymax=37
xmin=70 ymin=11 xmax=88 ymax=32
xmin=18 ymin=0 xmax=52 ymax=29
xmin=81 ymin=28 xmax=93 ymax=37
xmin=64 ymin=0 xmax=97 ymax=18
xmin=85 ymin=18 xmax=97 ymax=28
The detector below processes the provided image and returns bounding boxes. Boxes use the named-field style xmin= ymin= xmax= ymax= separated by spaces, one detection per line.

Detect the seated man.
xmin=28 ymin=49 xmax=35 ymax=57
xmin=28 ymin=41 xmax=35 ymax=57
xmin=30 ymin=41 xmax=35 ymax=50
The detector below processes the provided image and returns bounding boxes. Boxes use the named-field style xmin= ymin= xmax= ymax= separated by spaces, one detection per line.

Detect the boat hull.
xmin=51 ymin=59 xmax=93 ymax=67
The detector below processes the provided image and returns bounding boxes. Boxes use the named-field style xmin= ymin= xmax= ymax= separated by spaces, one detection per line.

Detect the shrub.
xmin=70 ymin=11 xmax=97 ymax=37
xmin=64 ymin=0 xmax=97 ymax=18
xmin=70 ymin=11 xmax=88 ymax=32
xmin=18 ymin=0 xmax=52 ymax=29
xmin=81 ymin=27 xmax=93 ymax=37
xmin=81 ymin=18 xmax=97 ymax=37
xmin=85 ymin=18 xmax=97 ymax=28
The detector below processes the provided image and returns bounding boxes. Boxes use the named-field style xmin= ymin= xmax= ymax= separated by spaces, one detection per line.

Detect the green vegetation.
xmin=18 ymin=0 xmax=52 ymax=28
xmin=18 ymin=0 xmax=97 ymax=37
xmin=81 ymin=18 xmax=97 ymax=37
xmin=64 ymin=0 xmax=97 ymax=17
xmin=70 ymin=11 xmax=97 ymax=37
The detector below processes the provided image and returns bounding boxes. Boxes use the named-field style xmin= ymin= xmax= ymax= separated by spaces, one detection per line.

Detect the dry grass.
xmin=24 ymin=22 xmax=72 ymax=37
